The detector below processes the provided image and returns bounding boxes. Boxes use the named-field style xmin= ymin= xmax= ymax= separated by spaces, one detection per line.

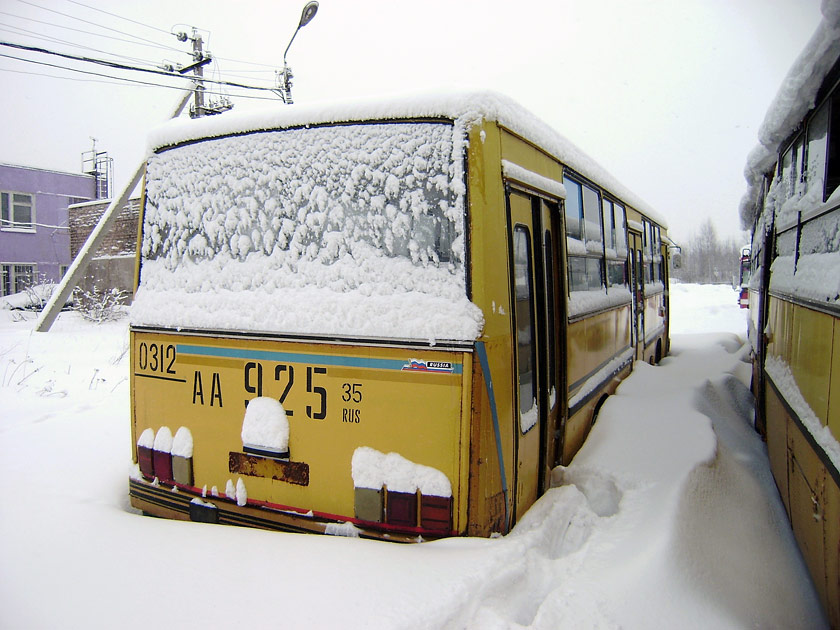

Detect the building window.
xmin=1 ymin=192 xmax=34 ymax=230
xmin=1 ymin=264 xmax=36 ymax=296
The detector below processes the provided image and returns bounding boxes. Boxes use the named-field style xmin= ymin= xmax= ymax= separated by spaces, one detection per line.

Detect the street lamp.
xmin=277 ymin=1 xmax=319 ymax=104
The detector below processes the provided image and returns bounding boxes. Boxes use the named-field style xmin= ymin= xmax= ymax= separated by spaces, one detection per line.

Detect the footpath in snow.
xmin=0 ymin=283 xmax=828 ymax=629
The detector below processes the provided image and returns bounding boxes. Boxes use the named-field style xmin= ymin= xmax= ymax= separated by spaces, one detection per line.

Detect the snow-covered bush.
xmin=73 ymin=286 xmax=128 ymax=323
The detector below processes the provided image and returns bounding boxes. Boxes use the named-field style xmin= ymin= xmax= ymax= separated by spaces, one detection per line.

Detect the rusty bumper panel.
xmin=228 ymin=451 xmax=310 ymax=486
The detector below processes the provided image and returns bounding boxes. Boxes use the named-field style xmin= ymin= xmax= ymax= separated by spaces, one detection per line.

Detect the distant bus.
xmin=129 ymin=92 xmax=671 ymax=541
xmin=741 ymin=20 xmax=840 ymax=625
xmin=738 ymin=246 xmax=751 ymax=308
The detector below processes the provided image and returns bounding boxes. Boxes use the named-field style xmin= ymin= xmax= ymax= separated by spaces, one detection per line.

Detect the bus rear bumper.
xmin=128 ymin=478 xmax=455 ymax=543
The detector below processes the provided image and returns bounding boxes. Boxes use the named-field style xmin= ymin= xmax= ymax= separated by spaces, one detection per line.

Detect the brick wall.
xmin=69 ymin=197 xmax=140 ymax=259
xmin=69 ymin=198 xmax=140 ymax=297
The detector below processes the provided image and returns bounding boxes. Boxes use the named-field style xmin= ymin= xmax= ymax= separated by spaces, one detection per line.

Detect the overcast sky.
xmin=0 ymin=0 xmax=824 ymax=244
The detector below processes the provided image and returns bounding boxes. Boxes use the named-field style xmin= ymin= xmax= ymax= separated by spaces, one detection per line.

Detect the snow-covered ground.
xmin=0 ymin=283 xmax=828 ymax=629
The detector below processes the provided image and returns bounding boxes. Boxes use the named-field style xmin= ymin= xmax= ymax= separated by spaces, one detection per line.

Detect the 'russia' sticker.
xmin=401 ymin=359 xmax=454 ymax=373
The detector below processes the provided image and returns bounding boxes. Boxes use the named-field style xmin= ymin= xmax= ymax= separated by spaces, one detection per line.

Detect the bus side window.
xmin=564 ymin=177 xmax=583 ymax=241
xmin=582 ymin=184 xmax=603 ymax=248
xmin=825 ymin=93 xmax=840 ymax=201
xmin=568 ymin=256 xmax=587 ymax=292
xmin=806 ymin=100 xmax=829 ymax=200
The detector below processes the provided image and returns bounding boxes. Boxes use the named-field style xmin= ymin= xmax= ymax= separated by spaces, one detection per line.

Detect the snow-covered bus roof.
xmin=740 ymin=3 xmax=840 ymax=229
xmin=148 ymin=90 xmax=667 ymax=229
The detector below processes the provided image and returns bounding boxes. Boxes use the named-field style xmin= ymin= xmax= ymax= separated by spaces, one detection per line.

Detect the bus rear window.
xmin=132 ymin=122 xmax=481 ymax=342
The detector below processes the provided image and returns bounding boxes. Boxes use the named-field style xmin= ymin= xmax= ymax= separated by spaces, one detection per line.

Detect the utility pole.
xmin=172 ymin=28 xmax=232 ymax=118
xmin=191 ymin=29 xmax=207 ymax=117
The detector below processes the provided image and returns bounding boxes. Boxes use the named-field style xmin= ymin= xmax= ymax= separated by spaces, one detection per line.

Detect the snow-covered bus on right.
xmin=740 ymin=10 xmax=840 ymax=625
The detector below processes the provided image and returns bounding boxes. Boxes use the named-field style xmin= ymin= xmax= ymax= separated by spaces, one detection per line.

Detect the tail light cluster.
xmin=354 ymin=486 xmax=452 ymax=533
xmin=739 ymin=288 xmax=749 ymax=309
xmin=351 ymin=447 xmax=453 ymax=534
xmin=137 ymin=426 xmax=194 ymax=487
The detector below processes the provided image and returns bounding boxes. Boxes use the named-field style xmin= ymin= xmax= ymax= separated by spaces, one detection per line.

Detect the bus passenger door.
xmin=539 ymin=199 xmax=565 ymax=489
xmin=507 ymin=189 xmax=562 ymax=521
xmin=629 ymin=231 xmax=645 ymax=359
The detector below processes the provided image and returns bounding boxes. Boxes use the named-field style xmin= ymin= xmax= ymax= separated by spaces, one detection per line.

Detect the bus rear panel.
xmin=130 ymin=331 xmax=470 ymax=539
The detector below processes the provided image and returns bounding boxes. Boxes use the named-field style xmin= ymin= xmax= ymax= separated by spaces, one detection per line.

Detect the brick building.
xmin=69 ymin=197 xmax=140 ymax=298
xmin=0 ymin=163 xmax=96 ymax=297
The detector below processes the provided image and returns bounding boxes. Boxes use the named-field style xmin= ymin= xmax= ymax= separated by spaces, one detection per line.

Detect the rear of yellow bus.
xmin=128 ymin=118 xmax=482 ymax=541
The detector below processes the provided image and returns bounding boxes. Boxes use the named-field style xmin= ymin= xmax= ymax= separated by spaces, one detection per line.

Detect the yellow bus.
xmin=741 ymin=18 xmax=840 ymax=624
xmin=129 ymin=91 xmax=671 ymax=541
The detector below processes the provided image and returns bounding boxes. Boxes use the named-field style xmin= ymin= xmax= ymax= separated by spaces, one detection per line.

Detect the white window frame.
xmin=0 ymin=191 xmax=35 ymax=231
xmin=0 ymin=263 xmax=37 ymax=296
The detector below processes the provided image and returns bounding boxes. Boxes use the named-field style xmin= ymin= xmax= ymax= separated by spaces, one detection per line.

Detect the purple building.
xmin=0 ymin=163 xmax=96 ymax=296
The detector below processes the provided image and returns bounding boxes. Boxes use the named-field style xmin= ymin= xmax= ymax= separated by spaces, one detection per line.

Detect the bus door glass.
xmin=540 ymin=199 xmax=565 ymax=477
xmin=508 ymin=190 xmax=543 ymax=521
xmin=630 ymin=231 xmax=645 ymax=357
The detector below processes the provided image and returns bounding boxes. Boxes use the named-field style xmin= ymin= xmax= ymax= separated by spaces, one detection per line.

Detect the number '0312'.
xmin=138 ymin=342 xmax=176 ymax=374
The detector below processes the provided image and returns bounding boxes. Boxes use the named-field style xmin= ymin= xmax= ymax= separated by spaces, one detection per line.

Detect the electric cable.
xmin=62 ymin=0 xmax=171 ymax=36
xmin=0 ymin=52 xmax=283 ymax=102
xmin=12 ymin=0 xmax=183 ymax=52
xmin=0 ymin=40 xmax=280 ymax=92
xmin=0 ymin=22 xmax=165 ymax=68
xmin=0 ymin=8 xmax=186 ymax=55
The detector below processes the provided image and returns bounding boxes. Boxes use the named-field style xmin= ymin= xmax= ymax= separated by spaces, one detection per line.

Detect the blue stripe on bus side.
xmin=175 ymin=344 xmax=463 ymax=374
xmin=476 ymin=340 xmax=510 ymax=533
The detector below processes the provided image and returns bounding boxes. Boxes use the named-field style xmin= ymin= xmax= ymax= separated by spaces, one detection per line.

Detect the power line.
xmin=0 ymin=22 xmax=164 ymax=68
xmin=0 ymin=8 xmax=186 ymax=55
xmin=12 ymin=0 xmax=181 ymax=53
xmin=0 ymin=59 xmax=179 ymax=89
xmin=0 ymin=51 xmax=183 ymax=89
xmin=62 ymin=0 xmax=171 ymax=36
xmin=0 ymin=39 xmax=280 ymax=92
xmin=0 ymin=39 xmax=192 ymax=81
xmin=8 ymin=1 xmax=291 ymax=88
xmin=0 ymin=51 xmax=276 ymax=101
xmin=213 ymin=54 xmax=279 ymax=70
xmin=0 ymin=48 xmax=282 ymax=103
xmin=0 ymin=42 xmax=284 ymax=102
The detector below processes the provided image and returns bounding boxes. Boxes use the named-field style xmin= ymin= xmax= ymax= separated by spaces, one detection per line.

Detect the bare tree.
xmin=672 ymin=218 xmax=744 ymax=284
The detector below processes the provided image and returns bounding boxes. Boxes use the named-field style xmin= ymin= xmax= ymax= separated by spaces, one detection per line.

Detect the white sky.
xmin=0 ymin=0 xmax=824 ymax=244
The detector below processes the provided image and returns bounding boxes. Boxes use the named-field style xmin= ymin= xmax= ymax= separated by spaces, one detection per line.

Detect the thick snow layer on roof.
xmin=740 ymin=1 xmax=840 ymax=229
xmin=148 ymin=90 xmax=665 ymax=227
